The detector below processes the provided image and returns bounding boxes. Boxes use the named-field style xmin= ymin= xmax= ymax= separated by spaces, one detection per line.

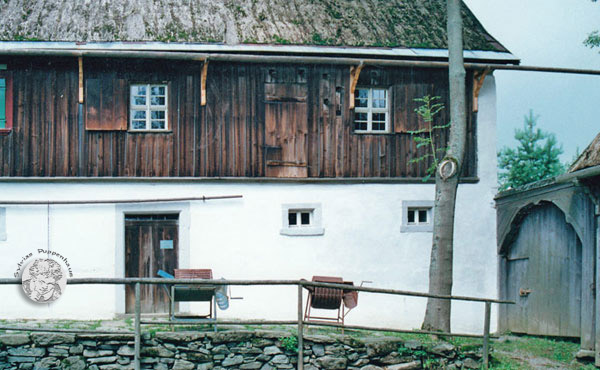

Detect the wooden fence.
xmin=0 ymin=278 xmax=513 ymax=370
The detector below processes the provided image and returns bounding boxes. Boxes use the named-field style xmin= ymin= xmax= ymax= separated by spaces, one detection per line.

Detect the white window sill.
xmin=280 ymin=227 xmax=325 ymax=236
xmin=400 ymin=224 xmax=433 ymax=233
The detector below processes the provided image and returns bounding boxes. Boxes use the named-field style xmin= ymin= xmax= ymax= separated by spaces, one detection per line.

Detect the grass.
xmin=489 ymin=335 xmax=595 ymax=369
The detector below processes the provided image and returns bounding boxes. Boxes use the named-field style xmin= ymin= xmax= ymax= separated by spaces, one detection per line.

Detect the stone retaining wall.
xmin=0 ymin=330 xmax=483 ymax=369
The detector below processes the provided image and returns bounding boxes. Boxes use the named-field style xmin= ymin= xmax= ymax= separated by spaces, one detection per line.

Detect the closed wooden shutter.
xmin=0 ymin=78 xmax=5 ymax=129
xmin=0 ymin=73 xmax=13 ymax=133
xmin=85 ymin=78 xmax=128 ymax=131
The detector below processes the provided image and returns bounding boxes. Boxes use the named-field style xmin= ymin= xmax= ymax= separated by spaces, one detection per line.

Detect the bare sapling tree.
xmin=421 ymin=0 xmax=467 ymax=332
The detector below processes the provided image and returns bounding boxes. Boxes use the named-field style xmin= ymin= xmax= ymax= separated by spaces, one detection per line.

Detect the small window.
xmin=401 ymin=200 xmax=434 ymax=232
xmin=407 ymin=208 xmax=429 ymax=225
xmin=288 ymin=210 xmax=312 ymax=227
xmin=281 ymin=203 xmax=324 ymax=236
xmin=353 ymin=87 xmax=389 ymax=133
xmin=130 ymin=84 xmax=168 ymax=131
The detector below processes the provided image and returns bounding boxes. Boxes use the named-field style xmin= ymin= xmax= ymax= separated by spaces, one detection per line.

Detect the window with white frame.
xmin=401 ymin=200 xmax=433 ymax=232
xmin=407 ymin=208 xmax=429 ymax=225
xmin=288 ymin=210 xmax=312 ymax=227
xmin=354 ymin=87 xmax=389 ymax=133
xmin=130 ymin=84 xmax=168 ymax=131
xmin=280 ymin=203 xmax=324 ymax=236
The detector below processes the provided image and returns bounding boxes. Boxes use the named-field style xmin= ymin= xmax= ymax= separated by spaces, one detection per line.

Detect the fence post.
xmin=134 ymin=282 xmax=141 ymax=370
xmin=297 ymin=283 xmax=304 ymax=370
xmin=482 ymin=301 xmax=491 ymax=370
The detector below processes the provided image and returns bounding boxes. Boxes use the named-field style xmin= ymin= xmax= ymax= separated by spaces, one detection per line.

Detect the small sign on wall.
xmin=160 ymin=240 xmax=173 ymax=250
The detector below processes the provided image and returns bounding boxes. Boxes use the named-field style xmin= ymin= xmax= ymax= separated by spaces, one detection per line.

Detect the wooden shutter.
xmin=85 ymin=77 xmax=128 ymax=130
xmin=0 ymin=78 xmax=5 ymax=129
xmin=0 ymin=73 xmax=13 ymax=133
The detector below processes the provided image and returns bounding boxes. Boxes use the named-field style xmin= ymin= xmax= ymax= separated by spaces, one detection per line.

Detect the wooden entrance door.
xmin=125 ymin=214 xmax=179 ymax=313
xmin=504 ymin=203 xmax=582 ymax=337
xmin=264 ymin=82 xmax=308 ymax=178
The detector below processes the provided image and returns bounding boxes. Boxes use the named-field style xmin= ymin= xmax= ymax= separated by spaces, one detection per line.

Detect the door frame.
xmin=115 ymin=202 xmax=190 ymax=315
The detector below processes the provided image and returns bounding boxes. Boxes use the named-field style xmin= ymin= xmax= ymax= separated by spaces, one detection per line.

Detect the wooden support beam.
xmin=201 ymin=60 xmax=209 ymax=106
xmin=78 ymin=57 xmax=84 ymax=104
xmin=349 ymin=63 xmax=364 ymax=109
xmin=472 ymin=69 xmax=490 ymax=112
xmin=297 ymin=284 xmax=304 ymax=370
xmin=134 ymin=282 xmax=141 ymax=370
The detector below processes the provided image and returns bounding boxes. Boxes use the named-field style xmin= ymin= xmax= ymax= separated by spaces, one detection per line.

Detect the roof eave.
xmin=0 ymin=41 xmax=520 ymax=64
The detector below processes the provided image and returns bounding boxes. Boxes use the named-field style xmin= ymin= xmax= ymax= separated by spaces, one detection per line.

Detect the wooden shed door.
xmin=504 ymin=203 xmax=582 ymax=337
xmin=264 ymin=83 xmax=308 ymax=178
xmin=125 ymin=214 xmax=179 ymax=313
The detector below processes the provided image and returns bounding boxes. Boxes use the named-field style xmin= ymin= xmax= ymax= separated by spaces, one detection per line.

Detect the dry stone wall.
xmin=0 ymin=330 xmax=483 ymax=369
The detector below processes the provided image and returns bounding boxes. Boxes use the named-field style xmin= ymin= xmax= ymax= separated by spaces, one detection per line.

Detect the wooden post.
xmin=78 ymin=57 xmax=83 ymax=104
xmin=134 ymin=283 xmax=141 ymax=370
xmin=482 ymin=302 xmax=491 ymax=370
xmin=596 ymin=208 xmax=600 ymax=367
xmin=297 ymin=284 xmax=304 ymax=370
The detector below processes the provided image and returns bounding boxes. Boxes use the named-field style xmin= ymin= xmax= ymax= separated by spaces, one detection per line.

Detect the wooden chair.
xmin=303 ymin=276 xmax=345 ymax=325
xmin=170 ymin=269 xmax=217 ymax=330
xmin=303 ymin=275 xmax=363 ymax=330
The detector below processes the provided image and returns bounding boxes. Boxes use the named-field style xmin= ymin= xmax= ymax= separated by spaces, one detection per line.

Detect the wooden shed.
xmin=496 ymin=132 xmax=600 ymax=362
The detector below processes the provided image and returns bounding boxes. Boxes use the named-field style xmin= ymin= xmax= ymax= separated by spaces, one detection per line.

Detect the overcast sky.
xmin=463 ymin=0 xmax=600 ymax=164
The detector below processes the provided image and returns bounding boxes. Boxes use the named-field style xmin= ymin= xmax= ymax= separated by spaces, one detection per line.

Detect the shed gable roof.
xmin=0 ymin=0 xmax=508 ymax=52
xmin=569 ymin=132 xmax=600 ymax=173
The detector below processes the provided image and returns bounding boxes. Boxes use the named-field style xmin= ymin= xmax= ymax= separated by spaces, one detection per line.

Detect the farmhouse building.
xmin=0 ymin=0 xmax=516 ymax=334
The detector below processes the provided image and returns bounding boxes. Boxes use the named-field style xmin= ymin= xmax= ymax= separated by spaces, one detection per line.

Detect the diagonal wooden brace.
xmin=349 ymin=63 xmax=364 ymax=109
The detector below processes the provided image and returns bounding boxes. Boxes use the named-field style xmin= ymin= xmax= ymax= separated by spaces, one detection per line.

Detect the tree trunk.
xmin=421 ymin=0 xmax=467 ymax=333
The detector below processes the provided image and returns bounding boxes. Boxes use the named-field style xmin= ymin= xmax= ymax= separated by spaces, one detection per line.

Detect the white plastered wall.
xmin=0 ymin=75 xmax=497 ymax=334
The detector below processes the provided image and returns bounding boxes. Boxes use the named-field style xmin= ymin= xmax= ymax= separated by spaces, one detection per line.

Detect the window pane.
xmin=151 ymin=111 xmax=165 ymax=119
xmin=132 ymin=120 xmax=146 ymax=130
xmin=354 ymin=89 xmax=368 ymax=108
xmin=354 ymin=122 xmax=367 ymax=131
xmin=373 ymin=89 xmax=387 ymax=108
xmin=407 ymin=210 xmax=415 ymax=223
xmin=356 ymin=89 xmax=368 ymax=99
xmin=132 ymin=110 xmax=146 ymax=119
xmin=288 ymin=212 xmax=297 ymax=226
xmin=372 ymin=122 xmax=385 ymax=131
xmin=372 ymin=113 xmax=386 ymax=122
xmin=355 ymin=112 xmax=368 ymax=121
xmin=301 ymin=212 xmax=310 ymax=225
xmin=151 ymin=96 xmax=166 ymax=106
xmin=419 ymin=210 xmax=428 ymax=223
xmin=133 ymin=96 xmax=146 ymax=106
xmin=373 ymin=99 xmax=386 ymax=108
xmin=131 ymin=85 xmax=146 ymax=96
xmin=373 ymin=89 xmax=386 ymax=99
xmin=151 ymin=86 xmax=165 ymax=96
xmin=151 ymin=120 xmax=165 ymax=129
xmin=355 ymin=98 xmax=368 ymax=108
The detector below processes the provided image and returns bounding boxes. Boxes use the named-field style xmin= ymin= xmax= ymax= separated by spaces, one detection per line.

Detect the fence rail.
xmin=0 ymin=278 xmax=514 ymax=370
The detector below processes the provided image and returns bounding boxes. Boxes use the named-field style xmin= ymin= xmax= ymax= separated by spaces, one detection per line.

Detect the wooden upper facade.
xmin=0 ymin=56 xmax=480 ymax=179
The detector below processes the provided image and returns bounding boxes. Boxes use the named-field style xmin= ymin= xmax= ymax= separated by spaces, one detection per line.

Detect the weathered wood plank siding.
xmin=0 ymin=57 xmax=477 ymax=178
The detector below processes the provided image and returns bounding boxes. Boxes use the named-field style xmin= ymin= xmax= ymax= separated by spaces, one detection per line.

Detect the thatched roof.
xmin=0 ymin=0 xmax=507 ymax=51
xmin=569 ymin=132 xmax=600 ymax=173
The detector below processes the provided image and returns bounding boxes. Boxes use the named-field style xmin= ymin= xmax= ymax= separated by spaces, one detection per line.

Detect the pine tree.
xmin=498 ymin=110 xmax=565 ymax=190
